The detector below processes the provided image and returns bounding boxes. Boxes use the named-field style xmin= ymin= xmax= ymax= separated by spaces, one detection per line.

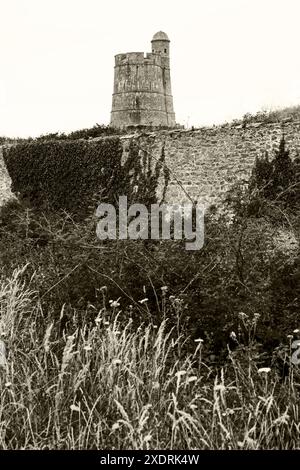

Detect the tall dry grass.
xmin=0 ymin=267 xmax=299 ymax=450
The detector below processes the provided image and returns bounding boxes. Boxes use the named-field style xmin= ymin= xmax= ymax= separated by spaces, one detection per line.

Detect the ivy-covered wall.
xmin=2 ymin=136 xmax=169 ymax=215
xmin=2 ymin=119 xmax=300 ymax=212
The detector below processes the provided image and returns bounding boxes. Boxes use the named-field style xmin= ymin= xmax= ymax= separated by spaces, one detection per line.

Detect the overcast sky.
xmin=1 ymin=0 xmax=300 ymax=137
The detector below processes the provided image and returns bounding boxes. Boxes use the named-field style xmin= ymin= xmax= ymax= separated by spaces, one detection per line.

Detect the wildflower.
xmin=83 ymin=345 xmax=92 ymax=352
xmin=169 ymin=295 xmax=175 ymax=301
xmin=139 ymin=298 xmax=149 ymax=304
xmin=293 ymin=329 xmax=300 ymax=334
xmin=258 ymin=367 xmax=271 ymax=374
xmin=104 ymin=321 xmax=110 ymax=326
xmin=161 ymin=286 xmax=168 ymax=293
xmin=194 ymin=338 xmax=204 ymax=343
xmin=70 ymin=404 xmax=80 ymax=412
xmin=109 ymin=299 xmax=120 ymax=308
xmin=287 ymin=334 xmax=293 ymax=340
xmin=238 ymin=312 xmax=248 ymax=319
xmin=152 ymin=324 xmax=158 ymax=329
xmin=95 ymin=317 xmax=102 ymax=325
xmin=112 ymin=359 xmax=122 ymax=366
xmin=229 ymin=331 xmax=237 ymax=341
xmin=254 ymin=313 xmax=260 ymax=318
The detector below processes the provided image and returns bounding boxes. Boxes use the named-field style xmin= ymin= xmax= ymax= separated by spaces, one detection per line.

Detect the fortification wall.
xmin=1 ymin=119 xmax=300 ymax=210
xmin=121 ymin=119 xmax=300 ymax=207
xmin=0 ymin=146 xmax=14 ymax=206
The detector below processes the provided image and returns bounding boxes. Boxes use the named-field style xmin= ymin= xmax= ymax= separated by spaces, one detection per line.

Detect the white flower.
xmin=293 ymin=329 xmax=300 ymax=334
xmin=70 ymin=404 xmax=80 ymax=412
xmin=109 ymin=299 xmax=120 ymax=308
xmin=194 ymin=338 xmax=204 ymax=343
xmin=161 ymin=286 xmax=168 ymax=292
xmin=258 ymin=367 xmax=271 ymax=374
xmin=229 ymin=331 xmax=237 ymax=341
xmin=139 ymin=298 xmax=149 ymax=304
xmin=238 ymin=312 xmax=248 ymax=319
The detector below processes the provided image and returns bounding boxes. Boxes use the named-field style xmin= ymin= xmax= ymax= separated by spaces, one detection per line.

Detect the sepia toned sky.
xmin=1 ymin=0 xmax=300 ymax=137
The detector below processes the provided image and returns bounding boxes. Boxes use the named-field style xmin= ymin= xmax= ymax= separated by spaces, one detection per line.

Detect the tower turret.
xmin=110 ymin=32 xmax=176 ymax=128
xmin=151 ymin=31 xmax=170 ymax=57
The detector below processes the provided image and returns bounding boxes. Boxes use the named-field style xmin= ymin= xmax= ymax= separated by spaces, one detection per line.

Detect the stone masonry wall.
xmin=0 ymin=146 xmax=14 ymax=206
xmin=1 ymin=119 xmax=300 ymax=210
xmin=120 ymin=120 xmax=300 ymax=207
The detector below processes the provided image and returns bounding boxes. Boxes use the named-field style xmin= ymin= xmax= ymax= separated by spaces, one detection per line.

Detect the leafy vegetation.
xmin=0 ymin=267 xmax=299 ymax=449
xmin=0 ymin=134 xmax=299 ymax=449
xmin=2 ymin=138 xmax=169 ymax=217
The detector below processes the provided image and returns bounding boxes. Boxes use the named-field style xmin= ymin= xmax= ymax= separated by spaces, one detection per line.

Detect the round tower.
xmin=110 ymin=32 xmax=176 ymax=128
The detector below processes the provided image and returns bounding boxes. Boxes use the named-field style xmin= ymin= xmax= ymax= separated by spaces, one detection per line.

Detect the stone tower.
xmin=110 ymin=31 xmax=176 ymax=128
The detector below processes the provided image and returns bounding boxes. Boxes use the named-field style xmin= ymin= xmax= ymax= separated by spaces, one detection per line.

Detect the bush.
xmin=35 ymin=124 xmax=123 ymax=141
xmin=249 ymin=136 xmax=299 ymax=206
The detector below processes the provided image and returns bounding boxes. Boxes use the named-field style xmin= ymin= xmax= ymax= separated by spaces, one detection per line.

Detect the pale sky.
xmin=1 ymin=0 xmax=300 ymax=137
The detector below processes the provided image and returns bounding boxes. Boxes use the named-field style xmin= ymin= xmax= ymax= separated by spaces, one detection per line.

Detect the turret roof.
xmin=151 ymin=31 xmax=170 ymax=41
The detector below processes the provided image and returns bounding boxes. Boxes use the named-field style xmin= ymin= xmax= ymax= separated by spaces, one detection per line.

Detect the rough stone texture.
xmin=110 ymin=32 xmax=176 ymax=128
xmin=1 ymin=119 xmax=300 ymax=210
xmin=0 ymin=146 xmax=14 ymax=207
xmin=120 ymin=120 xmax=300 ymax=207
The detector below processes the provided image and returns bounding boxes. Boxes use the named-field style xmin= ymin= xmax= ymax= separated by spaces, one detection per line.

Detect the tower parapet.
xmin=110 ymin=32 xmax=176 ymax=128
